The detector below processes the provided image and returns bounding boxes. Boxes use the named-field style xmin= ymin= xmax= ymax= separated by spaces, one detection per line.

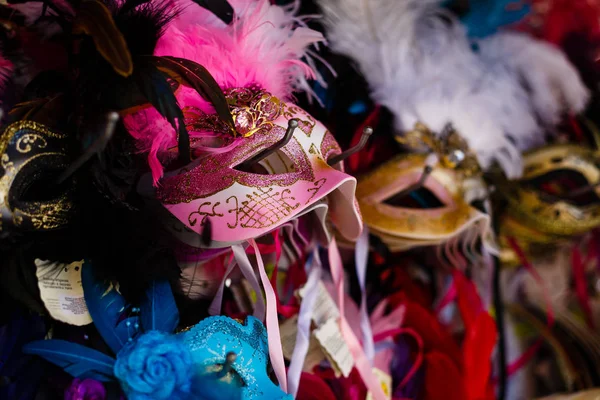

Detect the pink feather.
xmin=0 ymin=56 xmax=13 ymax=106
xmin=125 ymin=0 xmax=323 ymax=184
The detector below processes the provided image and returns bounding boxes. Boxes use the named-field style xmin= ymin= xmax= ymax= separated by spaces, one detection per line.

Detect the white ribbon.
xmin=356 ymin=226 xmax=375 ymax=363
xmin=287 ymin=247 xmax=322 ymax=396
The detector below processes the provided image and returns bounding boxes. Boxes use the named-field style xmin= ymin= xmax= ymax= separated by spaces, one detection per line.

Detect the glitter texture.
xmin=179 ymin=315 xmax=292 ymax=400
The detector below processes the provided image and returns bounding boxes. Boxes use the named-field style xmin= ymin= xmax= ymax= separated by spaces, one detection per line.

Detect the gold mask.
xmin=497 ymin=139 xmax=600 ymax=265
xmin=355 ymin=123 xmax=490 ymax=252
xmin=499 ymin=144 xmax=600 ymax=237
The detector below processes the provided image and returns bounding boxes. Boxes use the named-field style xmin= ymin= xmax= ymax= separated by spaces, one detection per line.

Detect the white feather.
xmin=477 ymin=32 xmax=590 ymax=127
xmin=319 ymin=0 xmax=588 ymax=178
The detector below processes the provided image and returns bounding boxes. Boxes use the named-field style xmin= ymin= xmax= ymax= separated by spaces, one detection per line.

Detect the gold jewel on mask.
xmin=180 ymin=87 xmax=284 ymax=140
xmin=225 ymin=87 xmax=283 ymax=138
xmin=396 ymin=122 xmax=481 ymax=177
xmin=0 ymin=120 xmax=74 ymax=233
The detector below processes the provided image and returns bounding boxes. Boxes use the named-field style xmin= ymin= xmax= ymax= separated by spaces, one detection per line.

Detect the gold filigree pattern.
xmin=396 ymin=122 xmax=481 ymax=176
xmin=235 ymin=188 xmax=300 ymax=229
xmin=183 ymin=87 xmax=284 ymax=139
xmin=306 ymin=178 xmax=327 ymax=205
xmin=0 ymin=120 xmax=66 ymax=155
xmin=14 ymin=197 xmax=73 ymax=230
xmin=188 ymin=202 xmax=224 ymax=227
xmin=225 ymin=87 xmax=283 ymax=137
xmin=0 ymin=120 xmax=73 ymax=232
xmin=16 ymin=133 xmax=48 ymax=153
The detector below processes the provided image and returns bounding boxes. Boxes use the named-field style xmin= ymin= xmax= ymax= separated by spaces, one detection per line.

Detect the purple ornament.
xmin=65 ymin=378 xmax=106 ymax=400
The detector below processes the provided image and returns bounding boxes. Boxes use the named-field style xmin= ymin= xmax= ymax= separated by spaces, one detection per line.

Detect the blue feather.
xmin=443 ymin=0 xmax=531 ymax=38
xmin=140 ymin=280 xmax=179 ymax=333
xmin=114 ymin=316 xmax=141 ymax=344
xmin=81 ymin=261 xmax=130 ymax=354
xmin=22 ymin=340 xmax=115 ymax=382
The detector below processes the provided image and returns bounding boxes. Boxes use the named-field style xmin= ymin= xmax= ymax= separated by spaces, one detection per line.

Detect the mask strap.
xmin=434 ymin=279 xmax=457 ymax=316
xmin=231 ymin=244 xmax=266 ymax=320
xmin=248 ymin=238 xmax=288 ymax=393
xmin=208 ymin=254 xmax=237 ymax=315
xmin=329 ymin=238 xmax=387 ymax=400
xmin=356 ymin=226 xmax=375 ymax=362
xmin=287 ymin=247 xmax=322 ymax=397
xmin=373 ymin=327 xmax=425 ymax=392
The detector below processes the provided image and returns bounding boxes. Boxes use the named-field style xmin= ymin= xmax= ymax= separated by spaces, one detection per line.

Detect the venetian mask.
xmin=355 ymin=123 xmax=490 ymax=252
xmin=497 ymin=141 xmax=600 ymax=263
xmin=499 ymin=143 xmax=600 ymax=237
xmin=24 ymin=261 xmax=291 ymax=400
xmin=149 ymin=87 xmax=362 ymax=249
xmin=0 ymin=120 xmax=74 ymax=235
xmin=182 ymin=315 xmax=292 ymax=400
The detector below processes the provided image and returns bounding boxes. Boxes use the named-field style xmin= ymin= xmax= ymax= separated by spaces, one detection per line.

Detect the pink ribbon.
xmin=329 ymin=238 xmax=388 ymax=400
xmin=248 ymin=239 xmax=288 ymax=393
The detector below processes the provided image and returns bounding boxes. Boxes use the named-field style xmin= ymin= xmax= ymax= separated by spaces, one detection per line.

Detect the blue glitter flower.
xmin=114 ymin=331 xmax=193 ymax=400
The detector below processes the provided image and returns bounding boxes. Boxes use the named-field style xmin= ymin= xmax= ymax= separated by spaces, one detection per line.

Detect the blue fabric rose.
xmin=114 ymin=331 xmax=193 ymax=400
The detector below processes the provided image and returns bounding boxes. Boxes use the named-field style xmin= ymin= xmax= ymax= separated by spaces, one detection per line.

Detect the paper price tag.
xmin=314 ymin=318 xmax=354 ymax=377
xmin=280 ymin=316 xmax=326 ymax=371
xmin=35 ymin=259 xmax=92 ymax=326
xmin=298 ymin=281 xmax=340 ymax=326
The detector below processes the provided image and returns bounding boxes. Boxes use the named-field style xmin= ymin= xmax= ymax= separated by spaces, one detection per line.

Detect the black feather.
xmin=150 ymin=56 xmax=235 ymax=131
xmin=74 ymin=178 xmax=181 ymax=303
xmin=89 ymin=123 xmax=145 ymax=211
xmin=75 ymin=0 xmax=178 ymax=112
xmin=134 ymin=62 xmax=190 ymax=163
xmin=191 ymin=0 xmax=234 ymax=24
xmin=118 ymin=0 xmax=152 ymax=16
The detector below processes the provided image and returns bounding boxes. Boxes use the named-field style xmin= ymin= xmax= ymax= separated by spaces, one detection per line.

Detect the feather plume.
xmin=125 ymin=0 xmax=324 ymax=182
xmin=81 ymin=261 xmax=138 ymax=355
xmin=476 ymin=32 xmax=590 ymax=127
xmin=0 ymin=55 xmax=13 ymax=92
xmin=75 ymin=176 xmax=181 ymax=302
xmin=319 ymin=0 xmax=587 ymax=178
xmin=140 ymin=280 xmax=179 ymax=333
xmin=22 ymin=340 xmax=116 ymax=382
xmin=72 ymin=0 xmax=133 ymax=77
xmin=191 ymin=0 xmax=234 ymax=24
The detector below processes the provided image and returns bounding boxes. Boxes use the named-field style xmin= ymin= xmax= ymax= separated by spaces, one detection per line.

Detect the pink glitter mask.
xmin=152 ymin=87 xmax=362 ymax=248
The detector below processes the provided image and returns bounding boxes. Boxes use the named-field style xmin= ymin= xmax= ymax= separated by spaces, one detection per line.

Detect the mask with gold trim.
xmin=149 ymin=88 xmax=360 ymax=248
xmin=495 ymin=134 xmax=600 ymax=264
xmin=126 ymin=3 xmax=364 ymax=393
xmin=24 ymin=261 xmax=291 ymax=400
xmin=130 ymin=1 xmax=362 ymax=249
xmin=354 ymin=123 xmax=491 ymax=253
xmin=0 ymin=120 xmax=74 ymax=236
xmin=500 ymin=143 xmax=600 ymax=236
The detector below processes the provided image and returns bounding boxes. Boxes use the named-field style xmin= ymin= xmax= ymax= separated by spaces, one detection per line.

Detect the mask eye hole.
xmin=524 ymin=169 xmax=600 ymax=206
xmin=234 ymin=149 xmax=295 ymax=175
xmin=203 ymin=357 xmax=247 ymax=388
xmin=16 ymin=169 xmax=67 ymax=202
xmin=383 ymin=187 xmax=444 ymax=209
